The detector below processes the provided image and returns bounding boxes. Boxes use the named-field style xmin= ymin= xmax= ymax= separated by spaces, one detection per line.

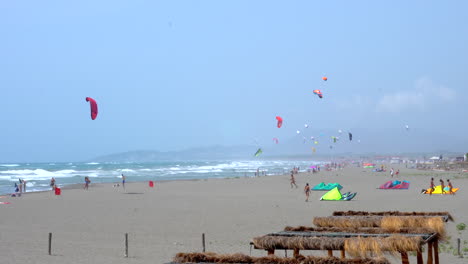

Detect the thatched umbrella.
xmin=332 ymin=211 xmax=453 ymax=222
xmin=170 ymin=252 xmax=391 ymax=264
xmin=312 ymin=216 xmax=446 ymax=239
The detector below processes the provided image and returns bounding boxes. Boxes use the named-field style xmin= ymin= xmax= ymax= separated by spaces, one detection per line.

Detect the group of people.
xmin=12 ymin=178 xmax=27 ymax=197
xmin=390 ymin=168 xmax=400 ymax=177
xmin=426 ymin=177 xmax=455 ymax=195
xmin=289 ymin=169 xmax=311 ymax=202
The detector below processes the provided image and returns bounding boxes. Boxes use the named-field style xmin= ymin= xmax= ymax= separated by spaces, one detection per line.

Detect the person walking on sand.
xmin=84 ymin=176 xmax=91 ymax=190
xmin=447 ymin=179 xmax=454 ymax=195
xmin=304 ymin=183 xmax=310 ymax=202
xmin=390 ymin=168 xmax=394 ymax=178
xmin=439 ymin=179 xmax=446 ymax=194
xmin=429 ymin=177 xmax=435 ymax=195
xmin=290 ymin=173 xmax=298 ymax=188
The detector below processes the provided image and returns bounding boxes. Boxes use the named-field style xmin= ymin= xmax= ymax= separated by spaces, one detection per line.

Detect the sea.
xmin=0 ymin=160 xmax=322 ymax=195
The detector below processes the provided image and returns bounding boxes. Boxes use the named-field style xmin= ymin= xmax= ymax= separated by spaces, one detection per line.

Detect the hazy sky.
xmin=1 ymin=1 xmax=468 ymax=162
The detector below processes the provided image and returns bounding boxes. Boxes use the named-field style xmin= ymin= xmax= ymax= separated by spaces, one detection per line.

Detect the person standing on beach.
xmin=84 ymin=176 xmax=91 ymax=190
xmin=290 ymin=172 xmax=298 ymax=188
xmin=395 ymin=169 xmax=400 ymax=177
xmin=50 ymin=177 xmax=56 ymax=190
xmin=18 ymin=179 xmax=23 ymax=194
xmin=304 ymin=183 xmax=310 ymax=202
xmin=22 ymin=179 xmax=26 ymax=193
xmin=121 ymin=174 xmax=126 ymax=190
xmin=390 ymin=168 xmax=394 ymax=178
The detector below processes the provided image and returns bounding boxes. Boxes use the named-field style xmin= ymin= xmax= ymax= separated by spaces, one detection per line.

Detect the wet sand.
xmin=0 ymin=164 xmax=466 ymax=264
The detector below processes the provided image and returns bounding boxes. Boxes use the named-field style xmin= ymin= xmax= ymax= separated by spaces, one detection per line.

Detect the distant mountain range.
xmin=90 ymin=130 xmax=468 ymax=162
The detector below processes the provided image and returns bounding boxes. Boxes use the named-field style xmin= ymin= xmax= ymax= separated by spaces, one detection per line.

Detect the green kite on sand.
xmin=320 ymin=187 xmax=357 ymax=201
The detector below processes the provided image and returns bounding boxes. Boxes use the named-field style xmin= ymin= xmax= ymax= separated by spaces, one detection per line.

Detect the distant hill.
xmin=90 ymin=128 xmax=468 ymax=162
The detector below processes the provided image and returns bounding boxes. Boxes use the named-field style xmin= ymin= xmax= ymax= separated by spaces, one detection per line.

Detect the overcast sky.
xmin=1 ymin=1 xmax=467 ymax=162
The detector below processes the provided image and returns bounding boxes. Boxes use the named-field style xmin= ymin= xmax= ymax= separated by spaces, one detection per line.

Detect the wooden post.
xmin=433 ymin=240 xmax=439 ymax=264
xmin=457 ymin=238 xmax=461 ymax=257
xmin=427 ymin=242 xmax=433 ymax=264
xmin=267 ymin=249 xmax=275 ymax=255
xmin=341 ymin=249 xmax=345 ymax=259
xmin=202 ymin=233 xmax=206 ymax=253
xmin=417 ymin=251 xmax=424 ymax=264
xmin=124 ymin=233 xmax=128 ymax=258
xmin=293 ymin=249 xmax=300 ymax=258
xmin=284 ymin=249 xmax=287 ymax=257
xmin=401 ymin=251 xmax=409 ymax=264
xmin=328 ymin=250 xmax=333 ymax=257
xmin=48 ymin=233 xmax=52 ymax=255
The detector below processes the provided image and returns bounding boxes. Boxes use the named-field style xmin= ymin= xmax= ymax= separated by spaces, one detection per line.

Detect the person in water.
xmin=50 ymin=177 xmax=56 ymax=190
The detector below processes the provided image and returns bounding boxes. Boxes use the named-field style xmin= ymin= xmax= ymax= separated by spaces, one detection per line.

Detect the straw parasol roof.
xmin=312 ymin=216 xmax=446 ymax=239
xmin=332 ymin=211 xmax=453 ymax=222
xmin=252 ymin=234 xmax=424 ymax=257
xmin=170 ymin=252 xmax=391 ymax=264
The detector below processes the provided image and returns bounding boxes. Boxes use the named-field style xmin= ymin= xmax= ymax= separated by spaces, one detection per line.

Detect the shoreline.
xmin=1 ymin=164 xmax=466 ymax=264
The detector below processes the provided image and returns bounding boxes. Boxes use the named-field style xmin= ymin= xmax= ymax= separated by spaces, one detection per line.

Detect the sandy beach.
xmin=0 ymin=164 xmax=466 ymax=264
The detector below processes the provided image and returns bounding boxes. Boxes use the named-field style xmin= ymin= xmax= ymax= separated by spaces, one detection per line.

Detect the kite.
xmin=331 ymin=136 xmax=338 ymax=143
xmin=405 ymin=125 xmax=409 ymax=131
xmin=276 ymin=116 xmax=283 ymax=128
xmin=313 ymin=90 xmax=323 ymax=99
xmin=85 ymin=97 xmax=98 ymax=120
xmin=254 ymin=148 xmax=263 ymax=157
xmin=304 ymin=124 xmax=309 ymax=128
xmin=312 ymin=147 xmax=316 ymax=153
xmin=272 ymin=138 xmax=279 ymax=144
xmin=296 ymin=130 xmax=301 ymax=134
xmin=322 ymin=76 xmax=328 ymax=81
xmin=348 ymin=132 xmax=353 ymax=141
xmin=314 ymin=141 xmax=319 ymax=145
xmin=338 ymin=129 xmax=342 ymax=134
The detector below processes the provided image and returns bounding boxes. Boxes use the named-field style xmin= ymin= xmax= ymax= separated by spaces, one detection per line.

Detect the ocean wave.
xmin=86 ymin=162 xmax=100 ymax=165
xmin=0 ymin=164 xmax=20 ymax=167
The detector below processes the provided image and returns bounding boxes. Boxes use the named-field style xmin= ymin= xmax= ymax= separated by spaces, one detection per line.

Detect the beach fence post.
xmin=48 ymin=233 xmax=52 ymax=255
xmin=124 ymin=233 xmax=128 ymax=258
xmin=202 ymin=233 xmax=206 ymax=252
xmin=457 ymin=238 xmax=461 ymax=257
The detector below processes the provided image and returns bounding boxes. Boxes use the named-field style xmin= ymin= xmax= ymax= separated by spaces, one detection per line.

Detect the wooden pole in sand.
xmin=427 ymin=242 xmax=433 ymax=264
xmin=48 ymin=233 xmax=52 ymax=255
xmin=400 ymin=251 xmax=409 ymax=264
xmin=124 ymin=233 xmax=128 ymax=258
xmin=340 ymin=249 xmax=346 ymax=259
xmin=202 ymin=233 xmax=206 ymax=253
xmin=433 ymin=240 xmax=439 ymax=264
xmin=293 ymin=249 xmax=300 ymax=258
xmin=328 ymin=250 xmax=333 ymax=257
xmin=417 ymin=251 xmax=424 ymax=264
xmin=457 ymin=238 xmax=461 ymax=257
